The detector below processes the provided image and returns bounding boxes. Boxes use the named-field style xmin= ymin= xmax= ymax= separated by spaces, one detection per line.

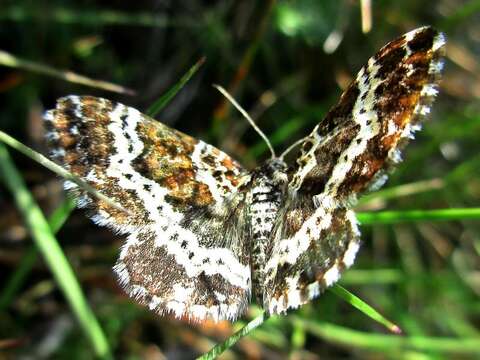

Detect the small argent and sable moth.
xmin=44 ymin=27 xmax=445 ymax=322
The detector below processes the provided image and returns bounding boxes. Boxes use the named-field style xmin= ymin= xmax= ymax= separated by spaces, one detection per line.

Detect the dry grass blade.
xmin=0 ymin=49 xmax=135 ymax=95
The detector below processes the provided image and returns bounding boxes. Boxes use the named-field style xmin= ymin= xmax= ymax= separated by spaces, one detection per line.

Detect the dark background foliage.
xmin=0 ymin=1 xmax=479 ymax=358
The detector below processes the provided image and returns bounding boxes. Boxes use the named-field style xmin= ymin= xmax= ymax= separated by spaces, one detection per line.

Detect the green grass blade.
xmin=147 ymin=57 xmax=206 ymax=117
xmin=0 ymin=144 xmax=111 ymax=359
xmin=0 ymin=130 xmax=128 ymax=215
xmin=47 ymin=198 xmax=77 ymax=233
xmin=0 ymin=198 xmax=75 ymax=310
xmin=358 ymin=208 xmax=480 ymax=224
xmin=1 ymin=6 xmax=194 ymax=27
xmin=0 ymin=49 xmax=134 ymax=94
xmin=330 ymin=285 xmax=401 ymax=333
xmin=293 ymin=319 xmax=480 ymax=355
xmin=341 ymin=269 xmax=403 ymax=285
xmin=198 ymin=312 xmax=269 ymax=360
xmin=0 ymin=246 xmax=38 ymax=310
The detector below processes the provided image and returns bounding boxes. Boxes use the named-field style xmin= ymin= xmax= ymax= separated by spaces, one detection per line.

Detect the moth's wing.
xmin=289 ymin=27 xmax=446 ymax=205
xmin=265 ymin=203 xmax=361 ymax=314
xmin=44 ymin=96 xmax=252 ymax=322
xmin=264 ymin=27 xmax=446 ymax=314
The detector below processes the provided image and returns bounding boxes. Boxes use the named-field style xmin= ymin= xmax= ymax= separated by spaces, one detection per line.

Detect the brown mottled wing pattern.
xmin=44 ymin=96 xmax=251 ymax=321
xmin=264 ymin=27 xmax=446 ymax=314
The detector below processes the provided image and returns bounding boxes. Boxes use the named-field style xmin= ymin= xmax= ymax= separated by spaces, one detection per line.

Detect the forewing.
xmin=264 ymin=27 xmax=445 ymax=314
xmin=44 ymin=96 xmax=251 ymax=321
xmin=289 ymin=27 xmax=446 ymax=205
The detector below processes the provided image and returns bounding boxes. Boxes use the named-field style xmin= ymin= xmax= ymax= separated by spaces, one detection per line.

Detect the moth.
xmin=44 ymin=27 xmax=445 ymax=322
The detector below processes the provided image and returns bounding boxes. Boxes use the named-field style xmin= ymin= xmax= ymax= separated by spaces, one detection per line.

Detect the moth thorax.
xmin=249 ymin=159 xmax=287 ymax=301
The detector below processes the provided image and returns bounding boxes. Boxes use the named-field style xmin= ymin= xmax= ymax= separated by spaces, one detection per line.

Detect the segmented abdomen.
xmin=249 ymin=180 xmax=282 ymax=302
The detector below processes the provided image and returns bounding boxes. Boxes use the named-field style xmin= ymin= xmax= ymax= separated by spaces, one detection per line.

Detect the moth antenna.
xmin=279 ymin=138 xmax=304 ymax=160
xmin=213 ymin=84 xmax=276 ymax=159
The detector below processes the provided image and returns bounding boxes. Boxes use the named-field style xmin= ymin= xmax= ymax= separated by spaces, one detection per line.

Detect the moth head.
xmin=264 ymin=158 xmax=289 ymax=185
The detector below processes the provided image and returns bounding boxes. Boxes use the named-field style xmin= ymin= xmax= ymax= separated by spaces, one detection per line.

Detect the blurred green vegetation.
xmin=0 ymin=1 xmax=479 ymax=359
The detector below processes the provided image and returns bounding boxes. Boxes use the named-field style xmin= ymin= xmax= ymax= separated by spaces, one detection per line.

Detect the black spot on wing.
xmin=376 ymin=46 xmax=407 ymax=78
xmin=408 ymin=27 xmax=435 ymax=53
